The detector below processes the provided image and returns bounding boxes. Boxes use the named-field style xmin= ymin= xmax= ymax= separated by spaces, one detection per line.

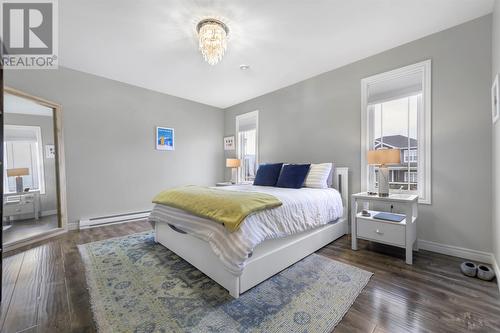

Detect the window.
xmin=361 ymin=60 xmax=431 ymax=203
xmin=4 ymin=125 xmax=45 ymax=194
xmin=404 ymin=171 xmax=418 ymax=183
xmin=236 ymin=111 xmax=259 ymax=182
xmin=371 ymin=94 xmax=419 ymax=192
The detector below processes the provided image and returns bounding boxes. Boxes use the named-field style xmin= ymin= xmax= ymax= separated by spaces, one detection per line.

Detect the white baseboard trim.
xmin=67 ymin=221 xmax=79 ymax=231
xmin=79 ymin=210 xmax=151 ymax=229
xmin=418 ymin=239 xmax=493 ymax=264
xmin=41 ymin=209 xmax=58 ymax=217
xmin=491 ymin=255 xmax=500 ymax=294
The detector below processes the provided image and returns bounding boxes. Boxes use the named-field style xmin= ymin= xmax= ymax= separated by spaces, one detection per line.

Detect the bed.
xmin=149 ymin=167 xmax=349 ymax=298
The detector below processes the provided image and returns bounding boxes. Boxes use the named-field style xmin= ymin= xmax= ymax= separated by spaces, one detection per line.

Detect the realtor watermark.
xmin=1 ymin=0 xmax=58 ymax=69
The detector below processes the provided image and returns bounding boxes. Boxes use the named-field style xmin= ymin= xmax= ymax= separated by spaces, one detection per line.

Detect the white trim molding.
xmin=492 ymin=255 xmax=500 ymax=293
xmin=67 ymin=221 xmax=79 ymax=231
xmin=418 ymin=239 xmax=493 ymax=264
xmin=361 ymin=60 xmax=432 ymax=204
xmin=41 ymin=209 xmax=58 ymax=217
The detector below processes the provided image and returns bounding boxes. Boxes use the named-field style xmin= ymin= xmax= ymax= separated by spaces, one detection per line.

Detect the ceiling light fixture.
xmin=196 ymin=19 xmax=229 ymax=66
xmin=239 ymin=64 xmax=250 ymax=71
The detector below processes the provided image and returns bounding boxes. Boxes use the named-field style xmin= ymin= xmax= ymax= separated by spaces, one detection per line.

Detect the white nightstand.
xmin=351 ymin=192 xmax=418 ymax=264
xmin=216 ymin=182 xmax=235 ymax=187
xmin=3 ymin=191 xmax=41 ymax=221
xmin=216 ymin=182 xmax=252 ymax=187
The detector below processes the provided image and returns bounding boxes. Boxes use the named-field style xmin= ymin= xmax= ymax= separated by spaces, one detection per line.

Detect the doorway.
xmin=2 ymin=87 xmax=67 ymax=250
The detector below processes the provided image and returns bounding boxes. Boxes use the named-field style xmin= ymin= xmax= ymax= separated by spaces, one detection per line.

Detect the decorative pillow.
xmin=276 ymin=164 xmax=311 ymax=189
xmin=253 ymin=163 xmax=283 ymax=186
xmin=305 ymin=163 xmax=333 ymax=189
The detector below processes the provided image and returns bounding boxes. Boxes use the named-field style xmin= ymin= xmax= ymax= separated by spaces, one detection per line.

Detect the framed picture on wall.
xmin=224 ymin=136 xmax=235 ymax=150
xmin=156 ymin=127 xmax=175 ymax=151
xmin=492 ymin=74 xmax=499 ymax=124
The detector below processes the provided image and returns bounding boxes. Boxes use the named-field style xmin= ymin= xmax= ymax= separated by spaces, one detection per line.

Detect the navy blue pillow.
xmin=253 ymin=163 xmax=283 ymax=186
xmin=276 ymin=164 xmax=311 ymax=189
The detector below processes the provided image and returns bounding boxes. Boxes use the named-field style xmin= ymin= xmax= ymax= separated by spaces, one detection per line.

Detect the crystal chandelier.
xmin=196 ymin=19 xmax=229 ymax=65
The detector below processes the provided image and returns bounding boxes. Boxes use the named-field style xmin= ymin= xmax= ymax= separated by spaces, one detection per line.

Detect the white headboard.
xmin=332 ymin=167 xmax=349 ymax=217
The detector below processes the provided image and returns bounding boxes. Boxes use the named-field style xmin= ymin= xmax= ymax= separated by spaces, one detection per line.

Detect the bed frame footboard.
xmin=155 ymin=217 xmax=347 ymax=298
xmin=154 ymin=167 xmax=349 ymax=298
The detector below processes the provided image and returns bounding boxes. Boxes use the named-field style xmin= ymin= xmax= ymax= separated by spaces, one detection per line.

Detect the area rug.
xmin=78 ymin=232 xmax=372 ymax=333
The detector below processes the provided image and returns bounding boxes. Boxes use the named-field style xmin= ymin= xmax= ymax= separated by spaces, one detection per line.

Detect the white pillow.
xmin=304 ymin=163 xmax=333 ymax=189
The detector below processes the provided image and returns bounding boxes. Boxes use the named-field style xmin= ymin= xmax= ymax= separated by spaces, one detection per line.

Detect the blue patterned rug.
xmin=78 ymin=232 xmax=372 ymax=333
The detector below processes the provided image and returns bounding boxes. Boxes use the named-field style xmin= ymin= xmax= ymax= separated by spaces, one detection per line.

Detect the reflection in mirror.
xmin=2 ymin=93 xmax=60 ymax=245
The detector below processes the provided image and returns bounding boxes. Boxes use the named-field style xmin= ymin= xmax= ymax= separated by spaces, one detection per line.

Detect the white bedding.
xmin=148 ymin=185 xmax=343 ymax=275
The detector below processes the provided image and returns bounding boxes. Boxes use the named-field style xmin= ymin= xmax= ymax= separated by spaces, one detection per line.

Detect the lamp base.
xmin=231 ymin=168 xmax=238 ymax=184
xmin=15 ymin=176 xmax=24 ymax=193
xmin=377 ymin=166 xmax=390 ymax=197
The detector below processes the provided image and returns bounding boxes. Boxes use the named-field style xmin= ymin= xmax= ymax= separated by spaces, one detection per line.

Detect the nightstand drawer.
xmin=4 ymin=203 xmax=34 ymax=216
xmin=357 ymin=219 xmax=405 ymax=247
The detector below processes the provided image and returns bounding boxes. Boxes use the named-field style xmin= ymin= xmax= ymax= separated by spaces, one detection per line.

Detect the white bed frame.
xmin=154 ymin=167 xmax=349 ymax=298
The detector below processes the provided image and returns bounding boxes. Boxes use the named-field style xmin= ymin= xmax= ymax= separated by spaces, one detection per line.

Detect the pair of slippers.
xmin=460 ymin=262 xmax=496 ymax=281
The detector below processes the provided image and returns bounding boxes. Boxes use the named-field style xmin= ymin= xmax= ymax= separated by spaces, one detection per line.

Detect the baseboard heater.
xmin=79 ymin=210 xmax=151 ymax=229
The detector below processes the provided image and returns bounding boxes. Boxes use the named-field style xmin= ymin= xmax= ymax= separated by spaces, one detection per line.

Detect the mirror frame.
xmin=3 ymin=87 xmax=68 ymax=234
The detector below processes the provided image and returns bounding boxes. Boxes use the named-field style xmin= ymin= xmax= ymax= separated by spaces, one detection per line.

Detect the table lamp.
xmin=226 ymin=158 xmax=241 ymax=184
xmin=7 ymin=168 xmax=30 ymax=193
xmin=367 ymin=149 xmax=400 ymax=197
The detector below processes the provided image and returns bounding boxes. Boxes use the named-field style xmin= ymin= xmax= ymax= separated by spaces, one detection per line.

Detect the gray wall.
xmin=4 ymin=113 xmax=58 ymax=214
xmin=5 ymin=67 xmax=225 ymax=224
xmin=492 ymin=0 xmax=500 ymax=267
xmin=224 ymin=16 xmax=493 ymax=253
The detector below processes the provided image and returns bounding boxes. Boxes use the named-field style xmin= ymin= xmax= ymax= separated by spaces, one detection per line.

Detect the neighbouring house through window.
xmin=404 ymin=171 xmax=418 ymax=183
xmin=3 ymin=125 xmax=45 ymax=194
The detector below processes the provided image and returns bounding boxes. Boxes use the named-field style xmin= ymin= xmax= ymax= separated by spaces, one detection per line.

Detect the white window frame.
xmin=361 ymin=60 xmax=431 ymax=204
xmin=4 ymin=124 xmax=46 ymax=194
xmin=235 ymin=110 xmax=259 ymax=183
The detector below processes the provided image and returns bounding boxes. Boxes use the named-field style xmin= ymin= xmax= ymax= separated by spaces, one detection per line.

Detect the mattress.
xmin=148 ymin=185 xmax=343 ymax=274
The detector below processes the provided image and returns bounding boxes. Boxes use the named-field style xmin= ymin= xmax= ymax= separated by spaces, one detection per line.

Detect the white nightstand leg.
xmin=34 ymin=196 xmax=40 ymax=220
xmin=351 ymin=198 xmax=358 ymax=250
xmin=405 ymin=245 xmax=413 ymax=264
xmin=412 ymin=202 xmax=418 ymax=251
xmin=405 ymin=204 xmax=413 ymax=265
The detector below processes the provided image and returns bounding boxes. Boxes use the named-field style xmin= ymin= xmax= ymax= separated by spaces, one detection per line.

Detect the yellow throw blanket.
xmin=152 ymin=185 xmax=282 ymax=232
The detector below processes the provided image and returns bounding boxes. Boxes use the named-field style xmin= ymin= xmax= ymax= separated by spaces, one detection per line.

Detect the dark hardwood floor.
xmin=3 ymin=215 xmax=59 ymax=245
xmin=1 ymin=221 xmax=499 ymax=333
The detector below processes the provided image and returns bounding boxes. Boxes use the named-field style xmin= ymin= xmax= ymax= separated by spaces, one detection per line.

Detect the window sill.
xmin=418 ymin=198 xmax=431 ymax=205
xmin=4 ymin=190 xmax=45 ymax=195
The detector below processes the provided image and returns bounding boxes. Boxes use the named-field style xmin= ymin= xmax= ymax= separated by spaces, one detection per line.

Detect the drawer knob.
xmin=375 ymin=229 xmax=384 ymax=235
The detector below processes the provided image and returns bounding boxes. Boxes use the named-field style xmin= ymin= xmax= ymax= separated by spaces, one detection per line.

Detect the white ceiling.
xmin=5 ymin=94 xmax=53 ymax=117
xmin=60 ymin=0 xmax=494 ymax=108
